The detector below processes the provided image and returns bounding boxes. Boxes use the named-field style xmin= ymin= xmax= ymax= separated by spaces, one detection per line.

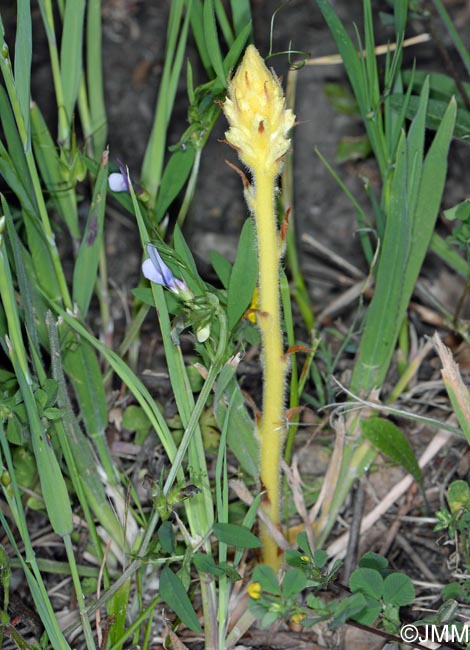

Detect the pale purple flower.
xmin=108 ymin=160 xmax=130 ymax=193
xmin=142 ymin=244 xmax=191 ymax=298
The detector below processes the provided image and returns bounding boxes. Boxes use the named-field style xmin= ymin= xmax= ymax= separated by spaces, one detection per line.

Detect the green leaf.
xmin=402 ymin=70 xmax=470 ymax=109
xmin=335 ymin=135 xmax=372 ymax=163
xmin=313 ymin=549 xmax=328 ymax=569
xmin=349 ymin=568 xmax=383 ymax=600
xmin=351 ymin=594 xmax=382 ymax=626
xmin=62 ymin=337 xmax=112 ymax=478
xmin=444 ymin=199 xmax=470 ymax=222
xmin=187 ymin=0 xmax=212 ymax=74
xmin=361 ymin=417 xmax=422 ymax=486
xmin=324 ymin=82 xmax=359 ymax=115
xmin=72 ymin=151 xmax=108 ymax=316
xmin=296 ymin=531 xmax=313 ymax=558
xmin=390 ymin=94 xmax=469 ymax=141
xmin=383 ymin=573 xmax=415 ymax=606
xmin=193 ymin=553 xmax=225 ymax=576
xmin=329 ymin=593 xmax=367 ymax=630
xmin=223 ymin=20 xmax=252 ymax=75
xmin=157 ymin=522 xmax=175 ymax=554
xmin=14 ymin=0 xmax=32 ymax=136
xmin=252 ymin=564 xmax=281 ymax=595
xmin=31 ymin=102 xmax=79 ymax=237
xmin=212 ymin=522 xmax=261 ymax=548
xmin=60 ymin=0 xmax=86 ymax=128
xmin=218 ymin=562 xmax=242 ymax=581
xmin=230 ymin=0 xmax=251 ymax=36
xmin=203 ymin=0 xmax=226 ymax=87
xmin=282 ymin=569 xmax=307 ymax=598
xmin=159 ymin=567 xmax=202 ymax=633
xmin=122 ymin=405 xmax=152 ymax=442
xmin=447 ymin=480 xmax=470 ymax=514
xmin=359 ymin=551 xmax=389 ymax=573
xmin=227 ymin=218 xmax=257 ymax=329
xmin=108 ymin=579 xmax=131 ymax=647
xmin=210 ymin=250 xmax=232 ymax=288
xmin=213 ymin=364 xmax=258 ymax=477
xmin=172 ymin=225 xmax=201 ymax=286
xmin=155 ymin=145 xmax=196 ymax=223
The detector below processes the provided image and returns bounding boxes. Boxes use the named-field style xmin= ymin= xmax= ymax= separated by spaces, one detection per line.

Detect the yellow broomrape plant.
xmin=223 ymin=45 xmax=295 ymax=568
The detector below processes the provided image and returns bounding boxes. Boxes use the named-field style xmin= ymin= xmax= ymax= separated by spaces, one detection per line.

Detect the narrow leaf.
xmin=203 ymin=0 xmax=226 ymax=87
xmin=60 ymin=0 xmax=86 ymax=128
xmin=159 ymin=567 xmax=202 ymax=633
xmin=73 ymin=150 xmax=108 ymax=316
xmin=14 ymin=0 xmax=32 ymax=136
xmin=361 ymin=417 xmax=422 ymax=485
xmin=212 ymin=522 xmax=261 ymax=548
xmin=227 ymin=218 xmax=257 ymax=329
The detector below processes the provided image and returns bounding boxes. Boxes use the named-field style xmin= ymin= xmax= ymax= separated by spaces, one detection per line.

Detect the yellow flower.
xmin=247 ymin=581 xmax=262 ymax=599
xmin=223 ymin=45 xmax=295 ymax=175
xmin=291 ymin=612 xmax=306 ymax=625
xmin=246 ymin=287 xmax=259 ymax=323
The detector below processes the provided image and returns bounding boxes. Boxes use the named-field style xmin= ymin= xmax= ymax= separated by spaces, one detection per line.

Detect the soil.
xmin=2 ymin=0 xmax=470 ymax=648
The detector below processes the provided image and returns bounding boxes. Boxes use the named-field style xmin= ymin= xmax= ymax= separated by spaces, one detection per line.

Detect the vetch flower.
xmin=247 ymin=582 xmax=262 ymax=600
xmin=223 ymin=45 xmax=295 ymax=175
xmin=108 ymin=160 xmax=130 ymax=193
xmin=142 ymin=244 xmax=192 ymax=300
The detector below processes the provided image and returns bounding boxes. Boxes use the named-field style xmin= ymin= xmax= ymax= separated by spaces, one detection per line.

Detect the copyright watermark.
xmin=400 ymin=624 xmax=470 ymax=644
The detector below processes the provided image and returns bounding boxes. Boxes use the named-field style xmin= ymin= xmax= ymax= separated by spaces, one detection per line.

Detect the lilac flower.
xmin=108 ymin=160 xmax=131 ymax=193
xmin=142 ymin=244 xmax=192 ymax=299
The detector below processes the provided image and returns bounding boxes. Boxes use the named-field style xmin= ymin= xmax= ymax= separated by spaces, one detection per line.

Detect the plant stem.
xmin=252 ymin=166 xmax=288 ymax=569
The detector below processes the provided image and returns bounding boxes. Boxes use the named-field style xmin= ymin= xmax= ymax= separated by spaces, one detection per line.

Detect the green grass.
xmin=0 ymin=0 xmax=469 ymax=648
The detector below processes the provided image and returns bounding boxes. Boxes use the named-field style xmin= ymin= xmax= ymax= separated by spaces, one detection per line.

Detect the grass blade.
xmin=73 ymin=150 xmax=108 ymax=315
xmin=14 ymin=0 xmax=32 ymax=139
xmin=204 ymin=0 xmax=227 ymax=88
xmin=60 ymin=0 xmax=86 ymax=136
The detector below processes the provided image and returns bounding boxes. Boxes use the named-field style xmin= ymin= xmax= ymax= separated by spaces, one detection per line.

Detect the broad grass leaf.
xmin=383 ymin=573 xmax=415 ymax=606
xmin=159 ymin=567 xmax=202 ymax=633
xmin=361 ymin=417 xmax=422 ymax=486
xmin=213 ymin=522 xmax=261 ymax=548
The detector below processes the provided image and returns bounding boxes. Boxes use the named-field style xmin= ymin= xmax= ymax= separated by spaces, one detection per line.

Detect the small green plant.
xmin=247 ymin=534 xmax=415 ymax=640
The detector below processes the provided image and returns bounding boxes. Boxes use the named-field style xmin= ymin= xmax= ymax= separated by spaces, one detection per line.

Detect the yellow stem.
xmin=253 ymin=166 xmax=287 ymax=569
